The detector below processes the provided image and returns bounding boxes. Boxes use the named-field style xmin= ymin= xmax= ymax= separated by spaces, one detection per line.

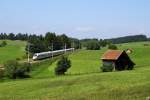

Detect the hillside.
xmin=105 ymin=35 xmax=147 ymax=44
xmin=0 ymin=40 xmax=26 ymax=64
xmin=0 ymin=42 xmax=150 ymax=100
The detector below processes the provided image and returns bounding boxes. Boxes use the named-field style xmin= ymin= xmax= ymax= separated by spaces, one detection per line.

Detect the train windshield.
xmin=33 ymin=54 xmax=38 ymax=56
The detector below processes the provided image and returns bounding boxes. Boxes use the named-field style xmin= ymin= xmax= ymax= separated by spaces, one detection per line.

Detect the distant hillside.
xmin=105 ymin=35 xmax=147 ymax=44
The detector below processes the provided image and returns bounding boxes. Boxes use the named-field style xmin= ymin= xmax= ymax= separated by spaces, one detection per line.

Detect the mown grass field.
xmin=0 ymin=40 xmax=26 ymax=64
xmin=0 ymin=41 xmax=150 ymax=100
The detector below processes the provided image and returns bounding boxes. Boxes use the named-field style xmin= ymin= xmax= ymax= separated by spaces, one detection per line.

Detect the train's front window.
xmin=34 ymin=54 xmax=37 ymax=56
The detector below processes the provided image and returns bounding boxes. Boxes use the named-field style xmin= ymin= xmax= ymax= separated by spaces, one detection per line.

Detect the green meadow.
xmin=0 ymin=41 xmax=150 ymax=100
xmin=0 ymin=40 xmax=26 ymax=64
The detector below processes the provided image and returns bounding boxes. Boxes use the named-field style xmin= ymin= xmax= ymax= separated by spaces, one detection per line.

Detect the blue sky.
xmin=0 ymin=0 xmax=150 ymax=39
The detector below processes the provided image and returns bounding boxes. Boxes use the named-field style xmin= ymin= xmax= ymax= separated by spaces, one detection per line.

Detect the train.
xmin=32 ymin=48 xmax=74 ymax=60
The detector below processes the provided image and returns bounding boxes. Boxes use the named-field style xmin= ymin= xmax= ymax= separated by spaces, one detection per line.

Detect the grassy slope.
xmin=0 ymin=40 xmax=26 ymax=64
xmin=0 ymin=42 xmax=150 ymax=100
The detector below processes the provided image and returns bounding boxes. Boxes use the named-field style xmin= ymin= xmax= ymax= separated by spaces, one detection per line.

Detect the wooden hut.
xmin=101 ymin=50 xmax=135 ymax=71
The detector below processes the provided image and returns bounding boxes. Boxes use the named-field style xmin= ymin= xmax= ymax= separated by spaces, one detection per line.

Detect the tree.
xmin=0 ymin=69 xmax=4 ymax=78
xmin=59 ymin=34 xmax=71 ymax=49
xmin=26 ymin=39 xmax=47 ymax=54
xmin=70 ymin=38 xmax=81 ymax=49
xmin=55 ymin=56 xmax=71 ymax=75
xmin=4 ymin=60 xmax=31 ymax=79
xmin=8 ymin=33 xmax=16 ymax=40
xmin=1 ymin=41 xmax=7 ymax=47
xmin=45 ymin=32 xmax=57 ymax=50
xmin=86 ymin=40 xmax=100 ymax=50
xmin=99 ymin=40 xmax=111 ymax=47
xmin=106 ymin=35 xmax=147 ymax=44
xmin=108 ymin=44 xmax=118 ymax=50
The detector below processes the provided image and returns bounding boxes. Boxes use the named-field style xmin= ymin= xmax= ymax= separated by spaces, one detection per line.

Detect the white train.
xmin=32 ymin=48 xmax=74 ymax=60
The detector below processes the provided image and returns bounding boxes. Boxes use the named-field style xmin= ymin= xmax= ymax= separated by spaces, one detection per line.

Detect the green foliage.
xmin=16 ymin=57 xmax=21 ymax=61
xmin=101 ymin=61 xmax=114 ymax=72
xmin=4 ymin=60 xmax=31 ymax=79
xmin=106 ymin=35 xmax=147 ymax=44
xmin=45 ymin=32 xmax=71 ymax=50
xmin=108 ymin=44 xmax=118 ymax=50
xmin=0 ymin=69 xmax=4 ymax=78
xmin=70 ymin=38 xmax=81 ymax=49
xmin=26 ymin=32 xmax=73 ymax=54
xmin=99 ymin=39 xmax=111 ymax=47
xmin=4 ymin=60 xmax=19 ymax=79
xmin=0 ymin=33 xmax=28 ymax=40
xmin=86 ymin=40 xmax=100 ymax=50
xmin=26 ymin=39 xmax=48 ymax=54
xmin=55 ymin=56 xmax=71 ymax=75
xmin=1 ymin=41 xmax=7 ymax=46
xmin=0 ymin=41 xmax=7 ymax=47
xmin=81 ymin=39 xmax=111 ymax=49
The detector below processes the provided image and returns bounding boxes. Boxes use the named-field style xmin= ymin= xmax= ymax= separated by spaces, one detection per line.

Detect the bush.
xmin=16 ymin=58 xmax=21 ymax=61
xmin=0 ymin=41 xmax=7 ymax=47
xmin=55 ymin=56 xmax=71 ymax=75
xmin=0 ymin=69 xmax=4 ymax=78
xmin=4 ymin=60 xmax=31 ymax=79
xmin=108 ymin=44 xmax=118 ymax=50
xmin=86 ymin=40 xmax=100 ymax=50
xmin=15 ymin=63 xmax=31 ymax=78
xmin=101 ymin=62 xmax=114 ymax=72
xmin=1 ymin=41 xmax=7 ymax=46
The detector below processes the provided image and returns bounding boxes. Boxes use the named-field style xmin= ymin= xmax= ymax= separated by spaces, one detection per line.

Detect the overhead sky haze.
xmin=0 ymin=0 xmax=150 ymax=39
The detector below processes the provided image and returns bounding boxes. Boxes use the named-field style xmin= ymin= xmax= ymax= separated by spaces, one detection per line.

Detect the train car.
xmin=32 ymin=51 xmax=52 ymax=60
xmin=32 ymin=48 xmax=74 ymax=60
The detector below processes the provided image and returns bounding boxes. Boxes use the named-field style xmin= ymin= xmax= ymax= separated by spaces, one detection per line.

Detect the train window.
xmin=34 ymin=54 xmax=38 ymax=56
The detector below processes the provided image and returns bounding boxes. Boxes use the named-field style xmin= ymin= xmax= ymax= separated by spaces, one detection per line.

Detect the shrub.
xmin=55 ymin=56 xmax=71 ymax=75
xmin=15 ymin=63 xmax=31 ymax=78
xmin=86 ymin=40 xmax=100 ymax=50
xmin=1 ymin=41 xmax=7 ymax=47
xmin=0 ymin=41 xmax=7 ymax=47
xmin=4 ymin=60 xmax=31 ymax=79
xmin=0 ymin=69 xmax=4 ymax=78
xmin=101 ymin=62 xmax=114 ymax=72
xmin=16 ymin=58 xmax=21 ymax=61
xmin=108 ymin=44 xmax=118 ymax=50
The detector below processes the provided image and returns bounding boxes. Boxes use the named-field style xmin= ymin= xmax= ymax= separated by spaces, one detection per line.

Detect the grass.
xmin=0 ymin=40 xmax=26 ymax=64
xmin=0 ymin=41 xmax=150 ymax=100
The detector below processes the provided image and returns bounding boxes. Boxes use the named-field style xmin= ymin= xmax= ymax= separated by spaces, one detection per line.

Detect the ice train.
xmin=32 ymin=48 xmax=74 ymax=60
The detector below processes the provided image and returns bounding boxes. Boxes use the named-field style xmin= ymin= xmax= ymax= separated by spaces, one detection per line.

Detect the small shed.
xmin=101 ymin=50 xmax=135 ymax=71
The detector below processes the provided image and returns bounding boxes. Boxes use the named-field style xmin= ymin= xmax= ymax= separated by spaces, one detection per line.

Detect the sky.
xmin=0 ymin=0 xmax=150 ymax=39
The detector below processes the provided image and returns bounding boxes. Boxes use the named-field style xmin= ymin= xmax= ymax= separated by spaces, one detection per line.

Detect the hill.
xmin=0 ymin=40 xmax=26 ymax=64
xmin=0 ymin=41 xmax=150 ymax=100
xmin=105 ymin=35 xmax=147 ymax=44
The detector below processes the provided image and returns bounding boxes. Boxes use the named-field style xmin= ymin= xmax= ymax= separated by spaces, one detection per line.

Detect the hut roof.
xmin=101 ymin=50 xmax=124 ymax=60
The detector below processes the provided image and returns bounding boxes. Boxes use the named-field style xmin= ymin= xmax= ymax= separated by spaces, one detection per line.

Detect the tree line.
xmin=80 ymin=38 xmax=111 ymax=50
xmin=80 ymin=35 xmax=149 ymax=50
xmin=0 ymin=32 xmax=81 ymax=54
xmin=105 ymin=35 xmax=148 ymax=44
xmin=27 ymin=32 xmax=74 ymax=54
xmin=0 ymin=33 xmax=149 ymax=52
xmin=0 ymin=33 xmax=29 ymax=40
